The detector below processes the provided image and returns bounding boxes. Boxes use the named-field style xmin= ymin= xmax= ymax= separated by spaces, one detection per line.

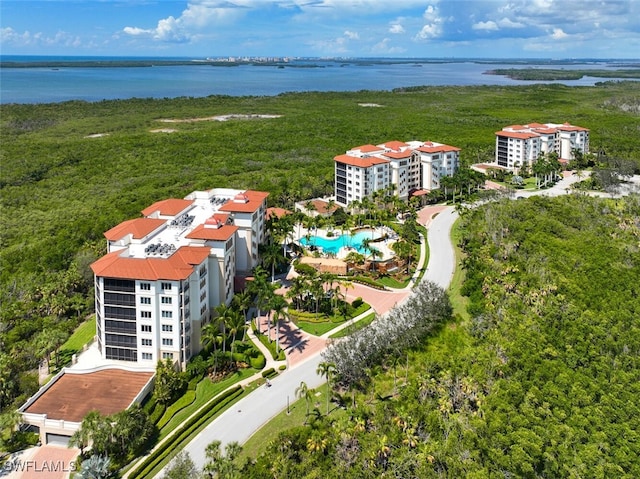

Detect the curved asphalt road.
xmin=162 ymin=172 xmax=640 ymax=473
xmin=159 ymin=206 xmax=459 ymax=474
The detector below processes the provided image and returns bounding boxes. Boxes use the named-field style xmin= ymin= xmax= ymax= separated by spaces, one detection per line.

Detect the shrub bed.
xmin=127 ymin=385 xmax=243 ymax=479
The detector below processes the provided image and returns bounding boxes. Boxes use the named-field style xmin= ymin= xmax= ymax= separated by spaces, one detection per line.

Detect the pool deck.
xmin=296 ymin=225 xmax=397 ymax=260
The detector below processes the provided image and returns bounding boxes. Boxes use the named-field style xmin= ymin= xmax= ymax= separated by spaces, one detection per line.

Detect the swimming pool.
xmin=299 ymin=230 xmax=378 ymax=255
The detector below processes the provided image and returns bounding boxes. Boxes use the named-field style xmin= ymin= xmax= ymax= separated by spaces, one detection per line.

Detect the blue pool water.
xmin=299 ymin=230 xmax=378 ymax=255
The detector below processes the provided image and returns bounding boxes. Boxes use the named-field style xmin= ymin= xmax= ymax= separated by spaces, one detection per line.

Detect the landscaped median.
xmin=125 ymin=384 xmax=245 ymax=479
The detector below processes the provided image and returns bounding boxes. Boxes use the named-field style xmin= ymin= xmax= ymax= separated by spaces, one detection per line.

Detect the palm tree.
xmin=226 ymin=310 xmax=245 ymax=354
xmin=232 ymin=290 xmax=252 ymax=340
xmin=201 ymin=318 xmax=222 ymax=352
xmin=259 ymin=242 xmax=285 ymax=283
xmin=269 ymin=295 xmax=289 ymax=352
xmin=76 ymin=454 xmax=112 ymax=479
xmin=316 ymin=361 xmax=337 ymax=414
xmin=391 ymin=239 xmax=413 ymax=274
xmin=214 ymin=303 xmax=238 ymax=354
xmin=246 ymin=266 xmax=273 ymax=334
xmin=295 ymin=381 xmax=314 ymax=423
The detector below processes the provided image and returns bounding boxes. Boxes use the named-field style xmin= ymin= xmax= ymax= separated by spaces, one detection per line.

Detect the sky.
xmin=1 ymin=0 xmax=639 ymax=59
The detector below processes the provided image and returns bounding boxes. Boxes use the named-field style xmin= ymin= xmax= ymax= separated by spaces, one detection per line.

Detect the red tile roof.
xmin=266 ymin=207 xmax=292 ymax=220
xmin=351 ymin=144 xmax=383 ymax=153
xmin=334 ymin=154 xmax=389 ymax=168
xmin=186 ymin=223 xmax=238 ymax=241
xmin=557 ymin=123 xmax=589 ymax=132
xmin=310 ymin=199 xmax=340 ymax=215
xmin=91 ymin=246 xmax=210 ymax=280
xmin=104 ymin=218 xmax=166 ymax=241
xmin=141 ymin=199 xmax=193 ymax=217
xmin=417 ymin=144 xmax=461 ymax=153
xmin=495 ymin=130 xmax=540 ymax=140
xmin=219 ymin=190 xmax=268 ymax=213
xmin=383 ymin=150 xmax=413 ymax=159
xmin=381 ymin=140 xmax=408 ymax=151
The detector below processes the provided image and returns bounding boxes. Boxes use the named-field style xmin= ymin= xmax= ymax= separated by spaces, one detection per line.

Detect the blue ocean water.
xmin=0 ymin=56 xmax=633 ymax=104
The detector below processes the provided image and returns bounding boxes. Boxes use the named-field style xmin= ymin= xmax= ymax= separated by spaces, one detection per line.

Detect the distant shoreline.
xmin=2 ymin=57 xmax=639 ymax=70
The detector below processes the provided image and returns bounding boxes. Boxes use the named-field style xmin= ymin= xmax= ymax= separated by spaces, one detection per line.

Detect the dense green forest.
xmin=241 ymin=194 xmax=640 ymax=478
xmin=1 ymin=81 xmax=639 ymax=419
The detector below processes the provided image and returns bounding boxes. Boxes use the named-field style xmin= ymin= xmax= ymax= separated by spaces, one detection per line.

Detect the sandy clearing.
xmin=150 ymin=128 xmax=178 ymax=133
xmin=84 ymin=133 xmax=109 ymax=138
xmin=157 ymin=114 xmax=281 ymax=123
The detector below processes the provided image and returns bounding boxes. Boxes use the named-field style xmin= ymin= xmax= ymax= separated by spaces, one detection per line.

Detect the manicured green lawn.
xmin=295 ymin=319 xmax=346 ymax=336
xmin=158 ymin=368 xmax=258 ymax=441
xmin=329 ymin=312 xmax=376 ymax=338
xmin=239 ymin=383 xmax=337 ymax=463
xmin=60 ymin=317 xmax=96 ymax=352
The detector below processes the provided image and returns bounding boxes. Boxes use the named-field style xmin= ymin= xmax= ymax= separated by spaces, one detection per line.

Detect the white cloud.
xmin=497 ymin=17 xmax=525 ymax=29
xmin=344 ymin=30 xmax=359 ymax=40
xmin=414 ymin=4 xmax=444 ymax=40
xmin=1 ymin=27 xmax=81 ymax=48
xmin=551 ymin=28 xmax=568 ymax=39
xmin=122 ymin=27 xmax=151 ymax=36
xmin=473 ymin=21 xmax=498 ymax=31
xmin=371 ymin=37 xmax=406 ymax=54
xmin=389 ymin=23 xmax=405 ymax=34
xmin=123 ymin=1 xmax=248 ymax=44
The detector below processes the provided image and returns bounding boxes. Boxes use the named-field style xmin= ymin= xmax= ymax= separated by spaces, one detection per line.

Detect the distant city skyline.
xmin=1 ymin=1 xmax=639 ymax=59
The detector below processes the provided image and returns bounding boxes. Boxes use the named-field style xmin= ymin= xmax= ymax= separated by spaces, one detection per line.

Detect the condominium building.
xmin=90 ymin=188 xmax=268 ymax=368
xmin=334 ymin=140 xmax=460 ymax=207
xmin=495 ymin=122 xmax=590 ymax=171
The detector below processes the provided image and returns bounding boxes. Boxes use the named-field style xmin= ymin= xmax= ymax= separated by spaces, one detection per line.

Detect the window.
xmin=161 ymin=297 xmax=172 ymax=304
xmin=141 ymin=311 xmax=152 ymax=319
xmin=140 ymin=283 xmax=151 ymax=291
xmin=142 ymin=352 xmax=153 ymax=360
xmin=162 ymin=324 xmax=173 ymax=332
xmin=161 ymin=311 xmax=173 ymax=319
xmin=161 ymin=282 xmax=172 ymax=291
xmin=142 ymin=339 xmax=152 ymax=346
xmin=140 ymin=297 xmax=151 ymax=305
xmin=162 ymin=338 xmax=173 ymax=346
xmin=162 ymin=352 xmax=173 ymax=359
xmin=141 ymin=325 xmax=152 ymax=332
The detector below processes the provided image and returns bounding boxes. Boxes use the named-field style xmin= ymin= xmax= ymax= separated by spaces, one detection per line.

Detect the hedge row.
xmin=127 ymin=385 xmax=243 ymax=479
xmin=156 ymin=390 xmax=196 ymax=429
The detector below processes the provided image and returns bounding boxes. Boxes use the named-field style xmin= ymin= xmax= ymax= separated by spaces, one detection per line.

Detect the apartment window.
xmin=161 ymin=282 xmax=172 ymax=291
xmin=161 ymin=297 xmax=172 ymax=304
xmin=161 ymin=311 xmax=173 ymax=319
xmin=162 ymin=352 xmax=174 ymax=359
xmin=140 ymin=283 xmax=151 ymax=291
xmin=142 ymin=352 xmax=153 ymax=360
xmin=141 ymin=325 xmax=152 ymax=333
xmin=142 ymin=339 xmax=152 ymax=346
xmin=140 ymin=297 xmax=151 ymax=305
xmin=141 ymin=311 xmax=152 ymax=319
xmin=162 ymin=338 xmax=173 ymax=346
xmin=199 ymin=266 xmax=207 ymax=278
xmin=162 ymin=324 xmax=173 ymax=332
